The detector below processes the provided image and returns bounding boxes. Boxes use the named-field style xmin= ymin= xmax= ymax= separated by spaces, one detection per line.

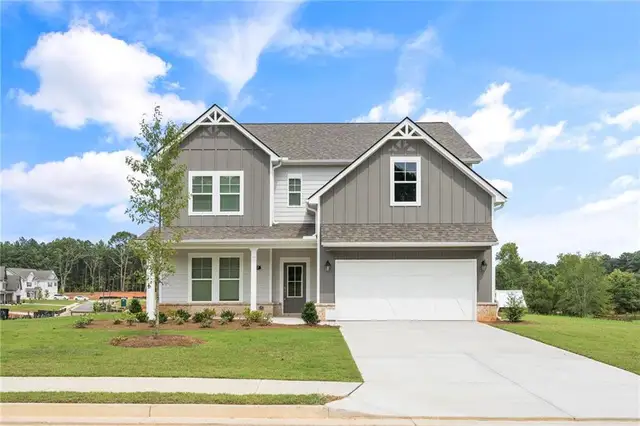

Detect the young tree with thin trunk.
xmin=49 ymin=238 xmax=84 ymax=293
xmin=126 ymin=106 xmax=187 ymax=337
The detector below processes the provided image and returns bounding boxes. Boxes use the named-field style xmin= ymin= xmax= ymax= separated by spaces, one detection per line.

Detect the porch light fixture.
xmin=324 ymin=261 xmax=332 ymax=272
xmin=480 ymin=260 xmax=487 ymax=272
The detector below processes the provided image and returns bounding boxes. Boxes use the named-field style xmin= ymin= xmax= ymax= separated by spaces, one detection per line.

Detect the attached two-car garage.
xmin=332 ymin=259 xmax=477 ymax=321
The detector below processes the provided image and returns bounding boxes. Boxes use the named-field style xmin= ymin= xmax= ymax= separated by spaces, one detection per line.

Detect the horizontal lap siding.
xmin=175 ymin=126 xmax=270 ymax=227
xmin=274 ymin=166 xmax=343 ymax=223
xmin=320 ymin=139 xmax=492 ymax=225
xmin=161 ymin=249 xmax=271 ymax=304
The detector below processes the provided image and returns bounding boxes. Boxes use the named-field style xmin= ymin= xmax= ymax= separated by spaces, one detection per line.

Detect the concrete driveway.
xmin=329 ymin=321 xmax=639 ymax=419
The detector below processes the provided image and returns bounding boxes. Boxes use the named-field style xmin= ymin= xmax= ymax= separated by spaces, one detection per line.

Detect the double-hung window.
xmin=288 ymin=175 xmax=302 ymax=206
xmin=391 ymin=157 xmax=421 ymax=206
xmin=189 ymin=255 xmax=242 ymax=302
xmin=189 ymin=171 xmax=244 ymax=215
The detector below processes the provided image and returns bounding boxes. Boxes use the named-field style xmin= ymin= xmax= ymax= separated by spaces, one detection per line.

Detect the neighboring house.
xmin=143 ymin=105 xmax=506 ymax=322
xmin=3 ymin=268 xmax=59 ymax=302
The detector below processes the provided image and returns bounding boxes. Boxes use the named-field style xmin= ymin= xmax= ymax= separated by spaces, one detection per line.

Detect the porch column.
xmin=250 ymin=247 xmax=258 ymax=310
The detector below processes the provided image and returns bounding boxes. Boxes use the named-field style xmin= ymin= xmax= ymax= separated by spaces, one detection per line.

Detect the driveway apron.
xmin=329 ymin=321 xmax=639 ymax=419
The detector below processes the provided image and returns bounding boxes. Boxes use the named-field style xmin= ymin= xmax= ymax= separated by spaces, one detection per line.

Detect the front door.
xmin=283 ymin=263 xmax=306 ymax=314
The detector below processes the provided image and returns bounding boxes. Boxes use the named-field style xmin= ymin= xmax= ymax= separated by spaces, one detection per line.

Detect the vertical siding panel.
xmin=357 ymin=161 xmax=370 ymax=223
xmin=380 ymin=149 xmax=392 ymax=223
xmin=440 ymin=161 xmax=453 ymax=223
xmin=345 ymin=171 xmax=358 ymax=224
xmin=452 ymin=169 xmax=464 ymax=223
xmin=464 ymin=179 xmax=475 ymax=223
xmin=334 ymin=180 xmax=347 ymax=223
xmin=368 ymin=154 xmax=380 ymax=223
xmin=428 ymin=147 xmax=441 ymax=223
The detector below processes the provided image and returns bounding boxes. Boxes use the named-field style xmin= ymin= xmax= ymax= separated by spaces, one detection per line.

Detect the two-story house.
xmin=143 ymin=105 xmax=506 ymax=322
xmin=4 ymin=268 xmax=59 ymax=301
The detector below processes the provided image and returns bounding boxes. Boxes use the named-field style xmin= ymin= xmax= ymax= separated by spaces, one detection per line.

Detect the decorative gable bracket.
xmin=390 ymin=123 xmax=424 ymax=139
xmin=200 ymin=109 xmax=232 ymax=125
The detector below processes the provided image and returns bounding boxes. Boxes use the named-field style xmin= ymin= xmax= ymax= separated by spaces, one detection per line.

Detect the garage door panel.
xmin=334 ymin=259 xmax=476 ymax=321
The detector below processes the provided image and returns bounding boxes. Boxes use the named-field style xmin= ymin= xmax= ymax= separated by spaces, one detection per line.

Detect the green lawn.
xmin=0 ymin=392 xmax=335 ymax=405
xmin=1 ymin=303 xmax=73 ymax=312
xmin=493 ymin=314 xmax=640 ymax=374
xmin=0 ymin=315 xmax=362 ymax=382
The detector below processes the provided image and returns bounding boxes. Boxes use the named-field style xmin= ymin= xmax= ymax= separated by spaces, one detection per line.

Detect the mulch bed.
xmin=110 ymin=335 xmax=204 ymax=348
xmin=90 ymin=319 xmax=321 ymax=330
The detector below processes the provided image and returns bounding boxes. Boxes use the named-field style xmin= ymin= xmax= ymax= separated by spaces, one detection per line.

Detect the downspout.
xmin=270 ymin=158 xmax=285 ymax=225
xmin=306 ymin=201 xmax=321 ymax=304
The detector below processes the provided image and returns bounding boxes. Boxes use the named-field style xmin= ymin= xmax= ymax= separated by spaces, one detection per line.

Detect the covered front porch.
xmin=147 ymin=240 xmax=319 ymax=318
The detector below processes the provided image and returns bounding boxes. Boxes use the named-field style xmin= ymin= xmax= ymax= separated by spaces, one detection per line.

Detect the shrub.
xmin=135 ymin=311 xmax=148 ymax=323
xmin=175 ymin=309 xmax=191 ymax=322
xmin=123 ymin=313 xmax=136 ymax=326
xmin=174 ymin=317 xmax=185 ymax=325
xmin=73 ymin=317 xmax=90 ymax=328
xmin=111 ymin=336 xmax=127 ymax=345
xmin=220 ymin=309 xmax=235 ymax=322
xmin=219 ymin=318 xmax=229 ymax=326
xmin=503 ymin=293 xmax=526 ymax=322
xmin=203 ymin=308 xmax=216 ymax=318
xmin=158 ymin=312 xmax=168 ymax=324
xmin=93 ymin=301 xmax=107 ymax=313
xmin=241 ymin=318 xmax=251 ymax=327
xmin=148 ymin=320 xmax=156 ymax=327
xmin=192 ymin=311 xmax=207 ymax=323
xmin=200 ymin=318 xmax=213 ymax=328
xmin=113 ymin=318 xmax=122 ymax=325
xmin=243 ymin=308 xmax=264 ymax=323
xmin=83 ymin=315 xmax=94 ymax=325
xmin=259 ymin=313 xmax=273 ymax=326
xmin=128 ymin=298 xmax=142 ymax=314
xmin=165 ymin=309 xmax=177 ymax=320
xmin=301 ymin=302 xmax=319 ymax=325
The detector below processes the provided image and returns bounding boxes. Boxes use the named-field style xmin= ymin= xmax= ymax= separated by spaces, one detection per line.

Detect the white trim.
xmin=176 ymin=239 xmax=315 ymax=246
xmin=268 ymin=248 xmax=273 ymax=303
xmin=323 ymin=241 xmax=497 ymax=248
xmin=287 ymin=173 xmax=303 ymax=207
xmin=316 ymin=204 xmax=321 ymax=304
xmin=180 ymin=105 xmax=279 ymax=160
xmin=188 ymin=171 xmax=244 ymax=216
xmin=187 ymin=252 xmax=244 ymax=303
xmin=282 ymin=159 xmax=352 ymax=165
xmin=308 ymin=118 xmax=506 ymax=204
xmin=249 ymin=248 xmax=258 ymax=310
xmin=390 ymin=156 xmax=421 ymax=207
xmin=279 ymin=257 xmax=311 ymax=306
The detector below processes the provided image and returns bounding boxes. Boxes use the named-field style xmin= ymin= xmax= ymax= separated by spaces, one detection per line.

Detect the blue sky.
xmin=1 ymin=1 xmax=639 ymax=261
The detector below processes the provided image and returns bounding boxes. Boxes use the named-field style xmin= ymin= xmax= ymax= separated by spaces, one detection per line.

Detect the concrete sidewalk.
xmin=0 ymin=377 xmax=361 ymax=397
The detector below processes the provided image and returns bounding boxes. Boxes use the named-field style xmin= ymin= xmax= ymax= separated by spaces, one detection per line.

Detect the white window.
xmin=188 ymin=254 xmax=243 ymax=303
xmin=288 ymin=175 xmax=302 ymax=207
xmin=390 ymin=156 xmax=421 ymax=206
xmin=189 ymin=171 xmax=244 ymax=216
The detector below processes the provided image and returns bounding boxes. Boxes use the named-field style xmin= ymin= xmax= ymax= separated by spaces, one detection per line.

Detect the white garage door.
xmin=333 ymin=259 xmax=476 ymax=321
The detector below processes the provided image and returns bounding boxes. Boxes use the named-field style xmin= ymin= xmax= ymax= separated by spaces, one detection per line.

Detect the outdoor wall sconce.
xmin=480 ymin=260 xmax=487 ymax=272
xmin=257 ymin=265 xmax=262 ymax=270
xmin=325 ymin=261 xmax=332 ymax=272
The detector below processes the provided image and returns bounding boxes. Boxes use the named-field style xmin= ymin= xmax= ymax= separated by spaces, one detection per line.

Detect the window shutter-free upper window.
xmin=288 ymin=177 xmax=302 ymax=206
xmin=391 ymin=157 xmax=421 ymax=206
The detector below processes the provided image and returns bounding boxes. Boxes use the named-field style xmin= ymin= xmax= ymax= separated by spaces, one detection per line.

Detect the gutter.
xmin=270 ymin=158 xmax=286 ymax=225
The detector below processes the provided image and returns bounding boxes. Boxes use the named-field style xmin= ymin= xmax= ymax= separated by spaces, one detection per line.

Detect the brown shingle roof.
xmin=140 ymin=224 xmax=315 ymax=240
xmin=321 ymin=223 xmax=497 ymax=244
xmin=243 ymin=122 xmax=482 ymax=162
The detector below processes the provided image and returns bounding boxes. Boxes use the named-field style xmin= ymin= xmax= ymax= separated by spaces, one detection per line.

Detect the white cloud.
xmin=420 ymin=83 xmax=531 ymax=160
xmin=353 ymin=90 xmax=422 ymax=122
xmin=610 ymin=175 xmax=640 ymax=191
xmin=274 ymin=28 xmax=397 ymax=58
xmin=503 ymin=121 xmax=566 ymax=165
xmin=0 ymin=150 xmax=138 ymax=215
xmin=488 ymin=179 xmax=513 ymax=194
xmin=496 ymin=190 xmax=640 ymax=262
xmin=606 ymin=136 xmax=640 ymax=159
xmin=106 ymin=203 xmax=129 ymax=223
xmin=603 ymin=105 xmax=640 ymax=130
xmin=17 ymin=25 xmax=204 ymax=138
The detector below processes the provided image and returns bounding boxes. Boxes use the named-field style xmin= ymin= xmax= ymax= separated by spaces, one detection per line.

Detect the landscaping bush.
xmin=192 ymin=311 xmax=207 ymax=323
xmin=503 ymin=293 xmax=526 ymax=322
xmin=135 ymin=311 xmax=148 ymax=323
xmin=158 ymin=312 xmax=168 ymax=324
xmin=219 ymin=318 xmax=229 ymax=326
xmin=203 ymin=308 xmax=216 ymax=318
xmin=259 ymin=313 xmax=273 ymax=326
xmin=128 ymin=298 xmax=142 ymax=314
xmin=73 ymin=316 xmax=91 ymax=329
xmin=243 ymin=308 xmax=264 ymax=323
xmin=241 ymin=318 xmax=251 ymax=327
xmin=165 ymin=309 xmax=177 ymax=320
xmin=175 ymin=309 xmax=191 ymax=322
xmin=123 ymin=313 xmax=136 ymax=326
xmin=113 ymin=318 xmax=122 ymax=325
xmin=93 ymin=301 xmax=108 ymax=313
xmin=220 ymin=309 xmax=235 ymax=322
xmin=174 ymin=317 xmax=185 ymax=325
xmin=199 ymin=318 xmax=213 ymax=328
xmin=301 ymin=302 xmax=319 ymax=325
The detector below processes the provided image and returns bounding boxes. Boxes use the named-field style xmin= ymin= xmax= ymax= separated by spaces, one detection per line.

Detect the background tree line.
xmin=497 ymin=243 xmax=640 ymax=316
xmin=0 ymin=231 xmax=145 ymax=293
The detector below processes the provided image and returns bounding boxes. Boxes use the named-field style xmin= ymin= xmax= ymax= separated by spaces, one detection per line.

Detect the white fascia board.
xmin=175 ymin=239 xmax=316 ymax=248
xmin=322 ymin=241 xmax=498 ymax=248
xmin=308 ymin=118 xmax=506 ymax=204
xmin=282 ymin=159 xmax=352 ymax=165
xmin=179 ymin=105 xmax=279 ymax=160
